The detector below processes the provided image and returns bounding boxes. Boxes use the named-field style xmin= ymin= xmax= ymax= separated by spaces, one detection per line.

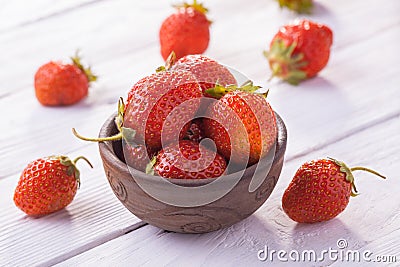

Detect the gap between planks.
xmin=1 ymin=142 xmax=93 ymax=180
xmin=285 ymin=110 xmax=400 ymax=162
xmin=38 ymin=221 xmax=148 ymax=267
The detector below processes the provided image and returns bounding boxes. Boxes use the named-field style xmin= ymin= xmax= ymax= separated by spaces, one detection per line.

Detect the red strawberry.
xmin=34 ymin=52 xmax=97 ymax=106
xmin=170 ymin=54 xmax=237 ymax=97
xmin=73 ymin=69 xmax=202 ymax=155
xmin=282 ymin=158 xmax=386 ymax=223
xmin=124 ymin=70 xmax=202 ymax=151
xmin=183 ymin=118 xmax=204 ymax=143
xmin=14 ymin=155 xmax=92 ymax=216
xmin=203 ymin=89 xmax=277 ymax=166
xmin=159 ymin=0 xmax=210 ymax=60
xmin=149 ymin=140 xmax=226 ymax=179
xmin=124 ymin=144 xmax=157 ymax=172
xmin=276 ymin=0 xmax=313 ymax=14
xmin=264 ymin=20 xmax=333 ymax=85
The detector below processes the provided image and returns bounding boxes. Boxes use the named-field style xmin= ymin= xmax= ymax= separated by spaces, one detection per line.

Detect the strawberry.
xmin=124 ymin=70 xmax=202 ymax=151
xmin=148 ymin=140 xmax=227 ymax=179
xmin=159 ymin=0 xmax=210 ymax=60
xmin=124 ymin=144 xmax=157 ymax=172
xmin=73 ymin=70 xmax=202 ymax=154
xmin=282 ymin=158 xmax=386 ymax=223
xmin=203 ymin=88 xmax=277 ymax=166
xmin=183 ymin=118 xmax=204 ymax=143
xmin=34 ymin=52 xmax=97 ymax=106
xmin=264 ymin=20 xmax=333 ymax=85
xmin=14 ymin=155 xmax=92 ymax=216
xmin=169 ymin=54 xmax=237 ymax=98
xmin=276 ymin=0 xmax=313 ymax=14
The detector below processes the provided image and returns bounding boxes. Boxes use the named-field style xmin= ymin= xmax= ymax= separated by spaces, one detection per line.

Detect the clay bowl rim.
xmin=98 ymin=112 xmax=287 ymax=187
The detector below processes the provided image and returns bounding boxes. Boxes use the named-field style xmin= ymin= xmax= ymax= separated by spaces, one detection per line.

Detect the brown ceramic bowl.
xmin=98 ymin=112 xmax=287 ymax=233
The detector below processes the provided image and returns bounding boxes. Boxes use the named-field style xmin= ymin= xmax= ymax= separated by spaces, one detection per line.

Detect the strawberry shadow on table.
xmin=289 ymin=218 xmax=368 ymax=264
xmin=279 ymin=2 xmax=337 ymax=25
xmin=273 ymin=76 xmax=354 ymax=138
xmin=298 ymin=76 xmax=336 ymax=90
xmin=291 ymin=218 xmax=366 ymax=249
xmin=271 ymin=75 xmax=338 ymax=91
xmin=22 ymin=208 xmax=73 ymax=222
xmin=312 ymin=2 xmax=332 ymax=18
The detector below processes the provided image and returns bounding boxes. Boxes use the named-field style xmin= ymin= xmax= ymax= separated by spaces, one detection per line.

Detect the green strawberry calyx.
xmin=264 ymin=39 xmax=308 ymax=85
xmin=276 ymin=0 xmax=314 ymax=14
xmin=52 ymin=155 xmax=93 ymax=187
xmin=145 ymin=156 xmax=157 ymax=176
xmin=71 ymin=50 xmax=98 ymax=83
xmin=174 ymin=0 xmax=208 ymax=15
xmin=328 ymin=157 xmax=386 ymax=197
xmin=205 ymin=80 xmax=262 ymax=99
xmin=72 ymin=97 xmax=137 ymax=145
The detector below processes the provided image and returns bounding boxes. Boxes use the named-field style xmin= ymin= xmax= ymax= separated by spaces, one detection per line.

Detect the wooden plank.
xmin=57 ymin=115 xmax=400 ymax=266
xmin=0 ymin=144 xmax=144 ymax=267
xmin=0 ymin=0 xmax=103 ymax=32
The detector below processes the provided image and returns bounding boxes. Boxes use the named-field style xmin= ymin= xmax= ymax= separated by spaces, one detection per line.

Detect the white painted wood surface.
xmin=0 ymin=0 xmax=399 ymax=266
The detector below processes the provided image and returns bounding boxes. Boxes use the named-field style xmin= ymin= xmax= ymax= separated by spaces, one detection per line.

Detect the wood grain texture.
xmin=330 ymin=229 xmax=400 ymax=266
xmin=0 ymin=0 xmax=103 ymax=32
xmin=58 ymin=115 xmax=400 ymax=267
xmin=0 ymin=0 xmax=399 ymax=266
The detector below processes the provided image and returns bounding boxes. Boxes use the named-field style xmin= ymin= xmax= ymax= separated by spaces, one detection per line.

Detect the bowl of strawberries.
xmin=85 ymin=53 xmax=287 ymax=233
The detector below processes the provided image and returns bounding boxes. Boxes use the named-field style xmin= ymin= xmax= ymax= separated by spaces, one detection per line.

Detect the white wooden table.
xmin=1 ymin=0 xmax=399 ymax=266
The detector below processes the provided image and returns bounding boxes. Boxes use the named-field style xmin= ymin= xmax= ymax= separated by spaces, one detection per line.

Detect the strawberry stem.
xmin=328 ymin=157 xmax=386 ymax=197
xmin=165 ymin=51 xmax=177 ymax=70
xmin=56 ymin=155 xmax=93 ymax=188
xmin=72 ymin=156 xmax=93 ymax=187
xmin=72 ymin=128 xmax=123 ymax=142
xmin=156 ymin=51 xmax=177 ymax=73
xmin=73 ymin=156 xmax=94 ymax=169
xmin=72 ymin=97 xmax=128 ymax=143
xmin=350 ymin=167 xmax=386 ymax=179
